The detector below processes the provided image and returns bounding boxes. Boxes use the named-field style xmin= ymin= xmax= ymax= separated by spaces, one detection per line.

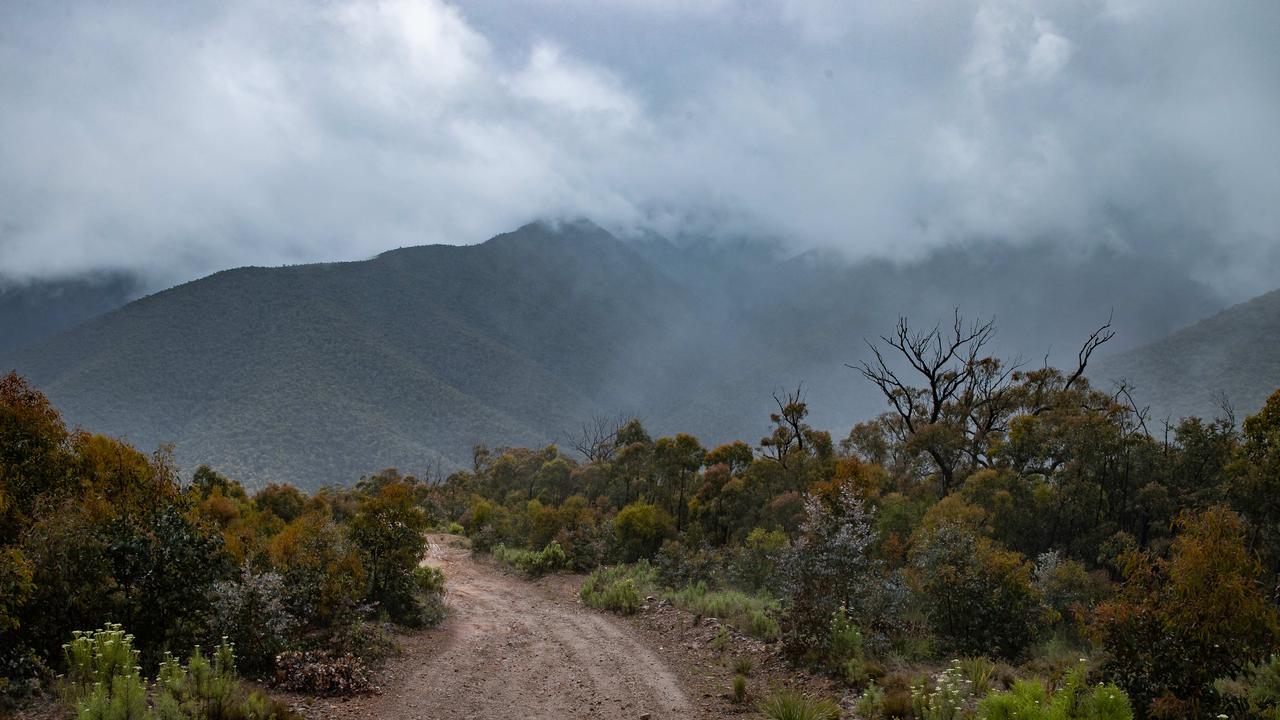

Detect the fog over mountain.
xmin=2 ymin=1 xmax=1278 ymax=299
xmin=3 ymin=220 xmax=1234 ymax=488
xmin=3 ymin=1 xmax=1279 ymax=486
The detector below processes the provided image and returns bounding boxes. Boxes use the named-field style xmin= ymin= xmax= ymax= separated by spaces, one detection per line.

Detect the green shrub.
xmin=61 ymin=625 xmax=296 ymax=719
xmin=912 ymin=661 xmax=973 ymax=720
xmin=826 ymin=606 xmax=864 ymax=682
xmin=730 ymin=528 xmax=789 ymax=593
xmin=1090 ymin=507 xmax=1279 ymax=717
xmin=733 ymin=656 xmax=754 ymax=676
xmin=348 ymin=480 xmax=431 ymax=625
xmin=580 ymin=562 xmax=654 ymax=615
xmin=210 ymin=571 xmax=297 ymax=677
xmin=910 ymin=524 xmax=1044 ymax=660
xmin=976 ymin=664 xmax=1132 ymax=720
xmin=1213 ymin=654 xmax=1280 ymax=719
xmin=757 ymin=689 xmax=841 ymax=720
xmin=711 ymin=628 xmax=730 ymax=653
xmin=662 ymin=582 xmax=780 ymax=641
xmin=856 ymin=683 xmax=886 ymax=720
xmin=413 ymin=565 xmax=447 ymax=627
xmin=958 ymin=656 xmax=999 ymax=697
xmin=733 ymin=674 xmax=748 ymax=703
xmin=493 ymin=541 xmax=567 ymax=577
xmin=612 ymin=502 xmax=674 ymax=562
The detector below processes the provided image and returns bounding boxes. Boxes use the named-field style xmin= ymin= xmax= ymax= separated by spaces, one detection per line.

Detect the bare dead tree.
xmin=1112 ymin=380 xmax=1151 ymax=438
xmin=1214 ymin=390 xmax=1237 ymax=428
xmin=566 ymin=413 xmax=629 ymax=463
xmin=853 ymin=311 xmax=1116 ymax=495
xmin=1030 ymin=314 xmax=1116 ymax=416
xmin=852 ymin=311 xmax=999 ymax=494
xmin=760 ymin=384 xmax=811 ymax=468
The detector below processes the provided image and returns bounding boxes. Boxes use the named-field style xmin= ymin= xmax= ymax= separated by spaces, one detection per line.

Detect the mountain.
xmin=1093 ymin=288 xmax=1280 ymax=423
xmin=0 ymin=272 xmax=141 ymax=353
xmin=4 ymin=220 xmax=1229 ymax=489
xmin=4 ymin=221 xmax=694 ymax=486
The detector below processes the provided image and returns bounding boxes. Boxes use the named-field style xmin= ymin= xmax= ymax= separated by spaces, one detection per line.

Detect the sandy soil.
xmin=314 ymin=536 xmax=696 ymax=720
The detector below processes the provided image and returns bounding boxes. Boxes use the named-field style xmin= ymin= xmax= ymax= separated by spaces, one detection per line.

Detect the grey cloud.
xmin=0 ymin=0 xmax=1277 ymax=297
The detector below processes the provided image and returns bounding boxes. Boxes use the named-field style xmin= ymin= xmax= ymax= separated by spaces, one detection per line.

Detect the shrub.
xmin=1090 ymin=506 xmax=1280 ymax=717
xmin=730 ymin=528 xmax=789 ymax=593
xmin=711 ymin=628 xmax=730 ymax=653
xmin=957 ymin=656 xmax=999 ymax=697
xmin=910 ymin=523 xmax=1044 ymax=660
xmin=825 ymin=606 xmax=864 ymax=681
xmin=580 ymin=562 xmax=654 ymax=615
xmin=61 ymin=624 xmax=297 ymax=719
xmin=733 ymin=657 xmax=754 ymax=676
xmin=210 ymin=571 xmax=298 ymax=677
xmin=413 ymin=566 xmax=447 ymax=627
xmin=654 ymin=539 xmax=723 ymax=589
xmin=856 ymin=683 xmax=886 ymax=719
xmin=757 ymin=689 xmax=841 ymax=720
xmin=268 ymin=514 xmax=366 ymax=630
xmin=1032 ymin=550 xmax=1107 ymax=637
xmin=1214 ymin=654 xmax=1280 ymax=719
xmin=733 ymin=674 xmax=748 ymax=703
xmin=782 ymin=487 xmax=895 ymax=658
xmin=273 ymin=650 xmax=372 ymax=697
xmin=612 ymin=502 xmax=674 ymax=563
xmin=348 ymin=481 xmax=431 ymax=625
xmin=976 ymin=664 xmax=1132 ymax=720
xmin=662 ymin=582 xmax=780 ymax=641
xmin=911 ymin=661 xmax=973 ymax=720
xmin=493 ymin=541 xmax=567 ymax=577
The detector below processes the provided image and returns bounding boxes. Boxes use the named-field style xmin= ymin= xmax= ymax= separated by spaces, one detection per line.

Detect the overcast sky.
xmin=1 ymin=0 xmax=1277 ymax=295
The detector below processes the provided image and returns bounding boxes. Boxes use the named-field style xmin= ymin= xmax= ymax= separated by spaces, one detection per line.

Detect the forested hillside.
xmin=1094 ymin=288 xmax=1280 ymax=423
xmin=4 ymin=222 xmax=691 ymax=486
xmin=3 ymin=220 xmax=1230 ymax=489
xmin=0 ymin=272 xmax=140 ymax=353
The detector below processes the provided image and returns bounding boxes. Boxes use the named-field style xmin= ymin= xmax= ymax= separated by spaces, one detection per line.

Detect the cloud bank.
xmin=1 ymin=0 xmax=1277 ymax=295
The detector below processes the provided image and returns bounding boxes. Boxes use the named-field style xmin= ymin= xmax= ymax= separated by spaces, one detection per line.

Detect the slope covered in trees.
xmin=3 ymin=220 xmax=1227 ymax=489
xmin=1093 ymin=288 xmax=1280 ymax=423
xmin=3 ymin=222 xmax=692 ymax=487
xmin=0 ymin=272 xmax=141 ymax=354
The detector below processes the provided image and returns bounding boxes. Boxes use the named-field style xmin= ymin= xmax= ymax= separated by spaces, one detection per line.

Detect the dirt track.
xmin=325 ymin=536 xmax=695 ymax=719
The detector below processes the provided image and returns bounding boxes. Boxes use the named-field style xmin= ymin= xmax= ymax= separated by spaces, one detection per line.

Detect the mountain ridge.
xmin=5 ymin=220 xmax=1254 ymax=489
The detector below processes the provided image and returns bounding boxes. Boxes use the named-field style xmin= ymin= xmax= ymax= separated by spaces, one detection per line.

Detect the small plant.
xmin=579 ymin=562 xmax=654 ymax=615
xmin=493 ymin=541 xmax=568 ymax=577
xmin=711 ymin=628 xmax=731 ymax=654
xmin=758 ymin=689 xmax=842 ymax=720
xmin=856 ymin=683 xmax=886 ymax=720
xmin=733 ymin=674 xmax=748 ymax=703
xmin=958 ymin=657 xmax=999 ymax=696
xmin=911 ymin=661 xmax=972 ymax=720
xmin=662 ymin=582 xmax=782 ymax=641
xmin=1214 ymin=653 xmax=1280 ymax=718
xmin=733 ymin=656 xmax=755 ymax=676
xmin=61 ymin=625 xmax=297 ymax=719
xmin=976 ymin=663 xmax=1132 ymax=720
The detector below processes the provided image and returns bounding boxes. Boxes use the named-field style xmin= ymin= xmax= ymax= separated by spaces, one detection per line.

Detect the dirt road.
xmin=325 ymin=536 xmax=695 ymax=719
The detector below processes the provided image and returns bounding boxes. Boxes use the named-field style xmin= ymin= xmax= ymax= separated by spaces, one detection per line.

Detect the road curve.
xmin=326 ymin=536 xmax=694 ymax=720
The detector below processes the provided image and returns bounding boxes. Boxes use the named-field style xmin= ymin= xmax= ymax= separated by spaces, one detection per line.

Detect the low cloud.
xmin=1 ymin=0 xmax=1277 ymax=297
